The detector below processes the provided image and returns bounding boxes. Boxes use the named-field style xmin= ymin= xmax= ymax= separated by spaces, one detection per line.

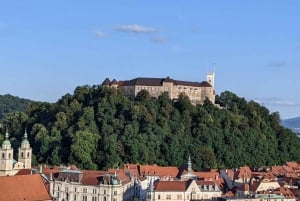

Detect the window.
xmin=166 ymin=195 xmax=171 ymax=200
xmin=114 ymin=191 xmax=117 ymax=195
xmin=103 ymin=197 xmax=107 ymax=201
xmin=158 ymin=195 xmax=161 ymax=199
xmin=92 ymin=197 xmax=97 ymax=201
xmin=8 ymin=153 xmax=11 ymax=159
xmin=75 ymin=187 xmax=77 ymax=192
xmin=2 ymin=153 xmax=4 ymax=159
xmin=83 ymin=195 xmax=87 ymax=201
xmin=21 ymin=152 xmax=24 ymax=157
xmin=177 ymin=194 xmax=182 ymax=200
xmin=27 ymin=152 xmax=30 ymax=157
xmin=104 ymin=190 xmax=106 ymax=195
xmin=74 ymin=194 xmax=76 ymax=201
xmin=65 ymin=187 xmax=69 ymax=192
xmin=83 ymin=188 xmax=87 ymax=193
xmin=93 ymin=188 xmax=97 ymax=194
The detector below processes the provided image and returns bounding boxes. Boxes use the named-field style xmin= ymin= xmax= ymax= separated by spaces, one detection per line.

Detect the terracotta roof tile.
xmin=15 ymin=168 xmax=32 ymax=175
xmin=139 ymin=165 xmax=179 ymax=178
xmin=0 ymin=174 xmax=52 ymax=201
xmin=154 ymin=180 xmax=193 ymax=191
xmin=236 ymin=166 xmax=252 ymax=179
xmin=194 ymin=171 xmax=219 ymax=180
xmin=81 ymin=170 xmax=107 ymax=185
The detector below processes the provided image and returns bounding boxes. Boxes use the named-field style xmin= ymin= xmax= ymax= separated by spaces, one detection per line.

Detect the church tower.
xmin=0 ymin=130 xmax=14 ymax=176
xmin=18 ymin=129 xmax=32 ymax=169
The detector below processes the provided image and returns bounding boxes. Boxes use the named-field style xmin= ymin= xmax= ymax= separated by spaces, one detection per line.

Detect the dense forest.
xmin=0 ymin=94 xmax=35 ymax=120
xmin=0 ymin=85 xmax=299 ymax=171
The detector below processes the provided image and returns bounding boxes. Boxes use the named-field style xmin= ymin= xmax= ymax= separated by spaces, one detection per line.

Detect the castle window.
xmin=27 ymin=152 xmax=30 ymax=157
xmin=21 ymin=152 xmax=24 ymax=157
xmin=8 ymin=153 xmax=11 ymax=159
xmin=2 ymin=153 xmax=4 ymax=159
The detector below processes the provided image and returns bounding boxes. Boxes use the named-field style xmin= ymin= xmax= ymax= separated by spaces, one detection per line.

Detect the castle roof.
xmin=120 ymin=77 xmax=212 ymax=87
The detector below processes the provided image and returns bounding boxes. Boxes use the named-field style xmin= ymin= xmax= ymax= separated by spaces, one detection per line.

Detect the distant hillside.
xmin=282 ymin=117 xmax=300 ymax=134
xmin=0 ymin=94 xmax=35 ymax=120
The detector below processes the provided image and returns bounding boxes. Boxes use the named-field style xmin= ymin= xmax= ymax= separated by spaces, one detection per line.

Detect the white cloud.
xmin=115 ymin=24 xmax=158 ymax=33
xmin=95 ymin=31 xmax=106 ymax=38
xmin=254 ymin=97 xmax=300 ymax=107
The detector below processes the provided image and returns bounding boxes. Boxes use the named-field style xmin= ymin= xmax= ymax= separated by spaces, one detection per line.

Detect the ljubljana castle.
xmin=0 ymin=129 xmax=32 ymax=176
xmin=102 ymin=72 xmax=215 ymax=104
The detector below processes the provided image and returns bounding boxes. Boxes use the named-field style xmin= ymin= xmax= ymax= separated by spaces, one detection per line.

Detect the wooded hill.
xmin=0 ymin=85 xmax=299 ymax=171
xmin=0 ymin=94 xmax=35 ymax=120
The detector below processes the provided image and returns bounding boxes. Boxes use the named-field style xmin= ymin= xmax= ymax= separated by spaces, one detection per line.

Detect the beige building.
xmin=102 ymin=72 xmax=215 ymax=104
xmin=0 ymin=130 xmax=32 ymax=176
xmin=48 ymin=168 xmax=135 ymax=201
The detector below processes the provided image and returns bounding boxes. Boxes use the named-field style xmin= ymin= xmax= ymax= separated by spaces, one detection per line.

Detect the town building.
xmin=47 ymin=167 xmax=136 ymax=201
xmin=102 ymin=72 xmax=215 ymax=104
xmin=0 ymin=129 xmax=32 ymax=176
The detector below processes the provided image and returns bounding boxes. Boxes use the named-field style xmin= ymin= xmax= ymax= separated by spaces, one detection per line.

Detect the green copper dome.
xmin=2 ymin=129 xmax=11 ymax=148
xmin=21 ymin=130 xmax=30 ymax=145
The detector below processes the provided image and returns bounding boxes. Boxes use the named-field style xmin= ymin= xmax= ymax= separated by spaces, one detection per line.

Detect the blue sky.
xmin=0 ymin=1 xmax=299 ymax=119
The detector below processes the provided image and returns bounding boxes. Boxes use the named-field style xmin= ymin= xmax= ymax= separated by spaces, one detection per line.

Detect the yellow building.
xmin=102 ymin=72 xmax=215 ymax=104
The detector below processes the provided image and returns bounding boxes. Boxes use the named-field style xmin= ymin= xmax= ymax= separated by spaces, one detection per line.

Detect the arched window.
xmin=2 ymin=153 xmax=4 ymax=159
xmin=27 ymin=152 xmax=30 ymax=158
xmin=21 ymin=152 xmax=24 ymax=158
xmin=8 ymin=153 xmax=11 ymax=159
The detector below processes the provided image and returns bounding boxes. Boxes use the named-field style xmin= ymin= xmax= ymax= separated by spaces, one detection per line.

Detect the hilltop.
xmin=0 ymin=85 xmax=300 ymax=170
xmin=0 ymin=94 xmax=35 ymax=121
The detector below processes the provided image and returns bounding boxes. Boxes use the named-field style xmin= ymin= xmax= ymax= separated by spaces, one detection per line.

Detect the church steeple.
xmin=18 ymin=129 xmax=32 ymax=169
xmin=2 ymin=129 xmax=11 ymax=149
xmin=187 ymin=155 xmax=192 ymax=173
xmin=20 ymin=129 xmax=30 ymax=149
xmin=0 ymin=128 xmax=14 ymax=176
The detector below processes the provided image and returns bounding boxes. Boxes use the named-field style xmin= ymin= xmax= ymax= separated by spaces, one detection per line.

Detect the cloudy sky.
xmin=0 ymin=1 xmax=299 ymax=119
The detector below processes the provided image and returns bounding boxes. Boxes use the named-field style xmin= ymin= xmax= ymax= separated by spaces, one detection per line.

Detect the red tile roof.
xmin=273 ymin=187 xmax=295 ymax=198
xmin=139 ymin=165 xmax=179 ymax=178
xmin=15 ymin=168 xmax=32 ymax=175
xmin=81 ymin=170 xmax=107 ymax=185
xmin=0 ymin=174 xmax=52 ymax=201
xmin=237 ymin=166 xmax=252 ymax=179
xmin=194 ymin=171 xmax=219 ymax=180
xmin=154 ymin=180 xmax=193 ymax=191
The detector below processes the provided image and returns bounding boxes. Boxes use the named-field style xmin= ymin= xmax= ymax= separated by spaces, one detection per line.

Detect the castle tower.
xmin=18 ymin=129 xmax=32 ymax=169
xmin=206 ymin=71 xmax=215 ymax=88
xmin=0 ymin=129 xmax=14 ymax=176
